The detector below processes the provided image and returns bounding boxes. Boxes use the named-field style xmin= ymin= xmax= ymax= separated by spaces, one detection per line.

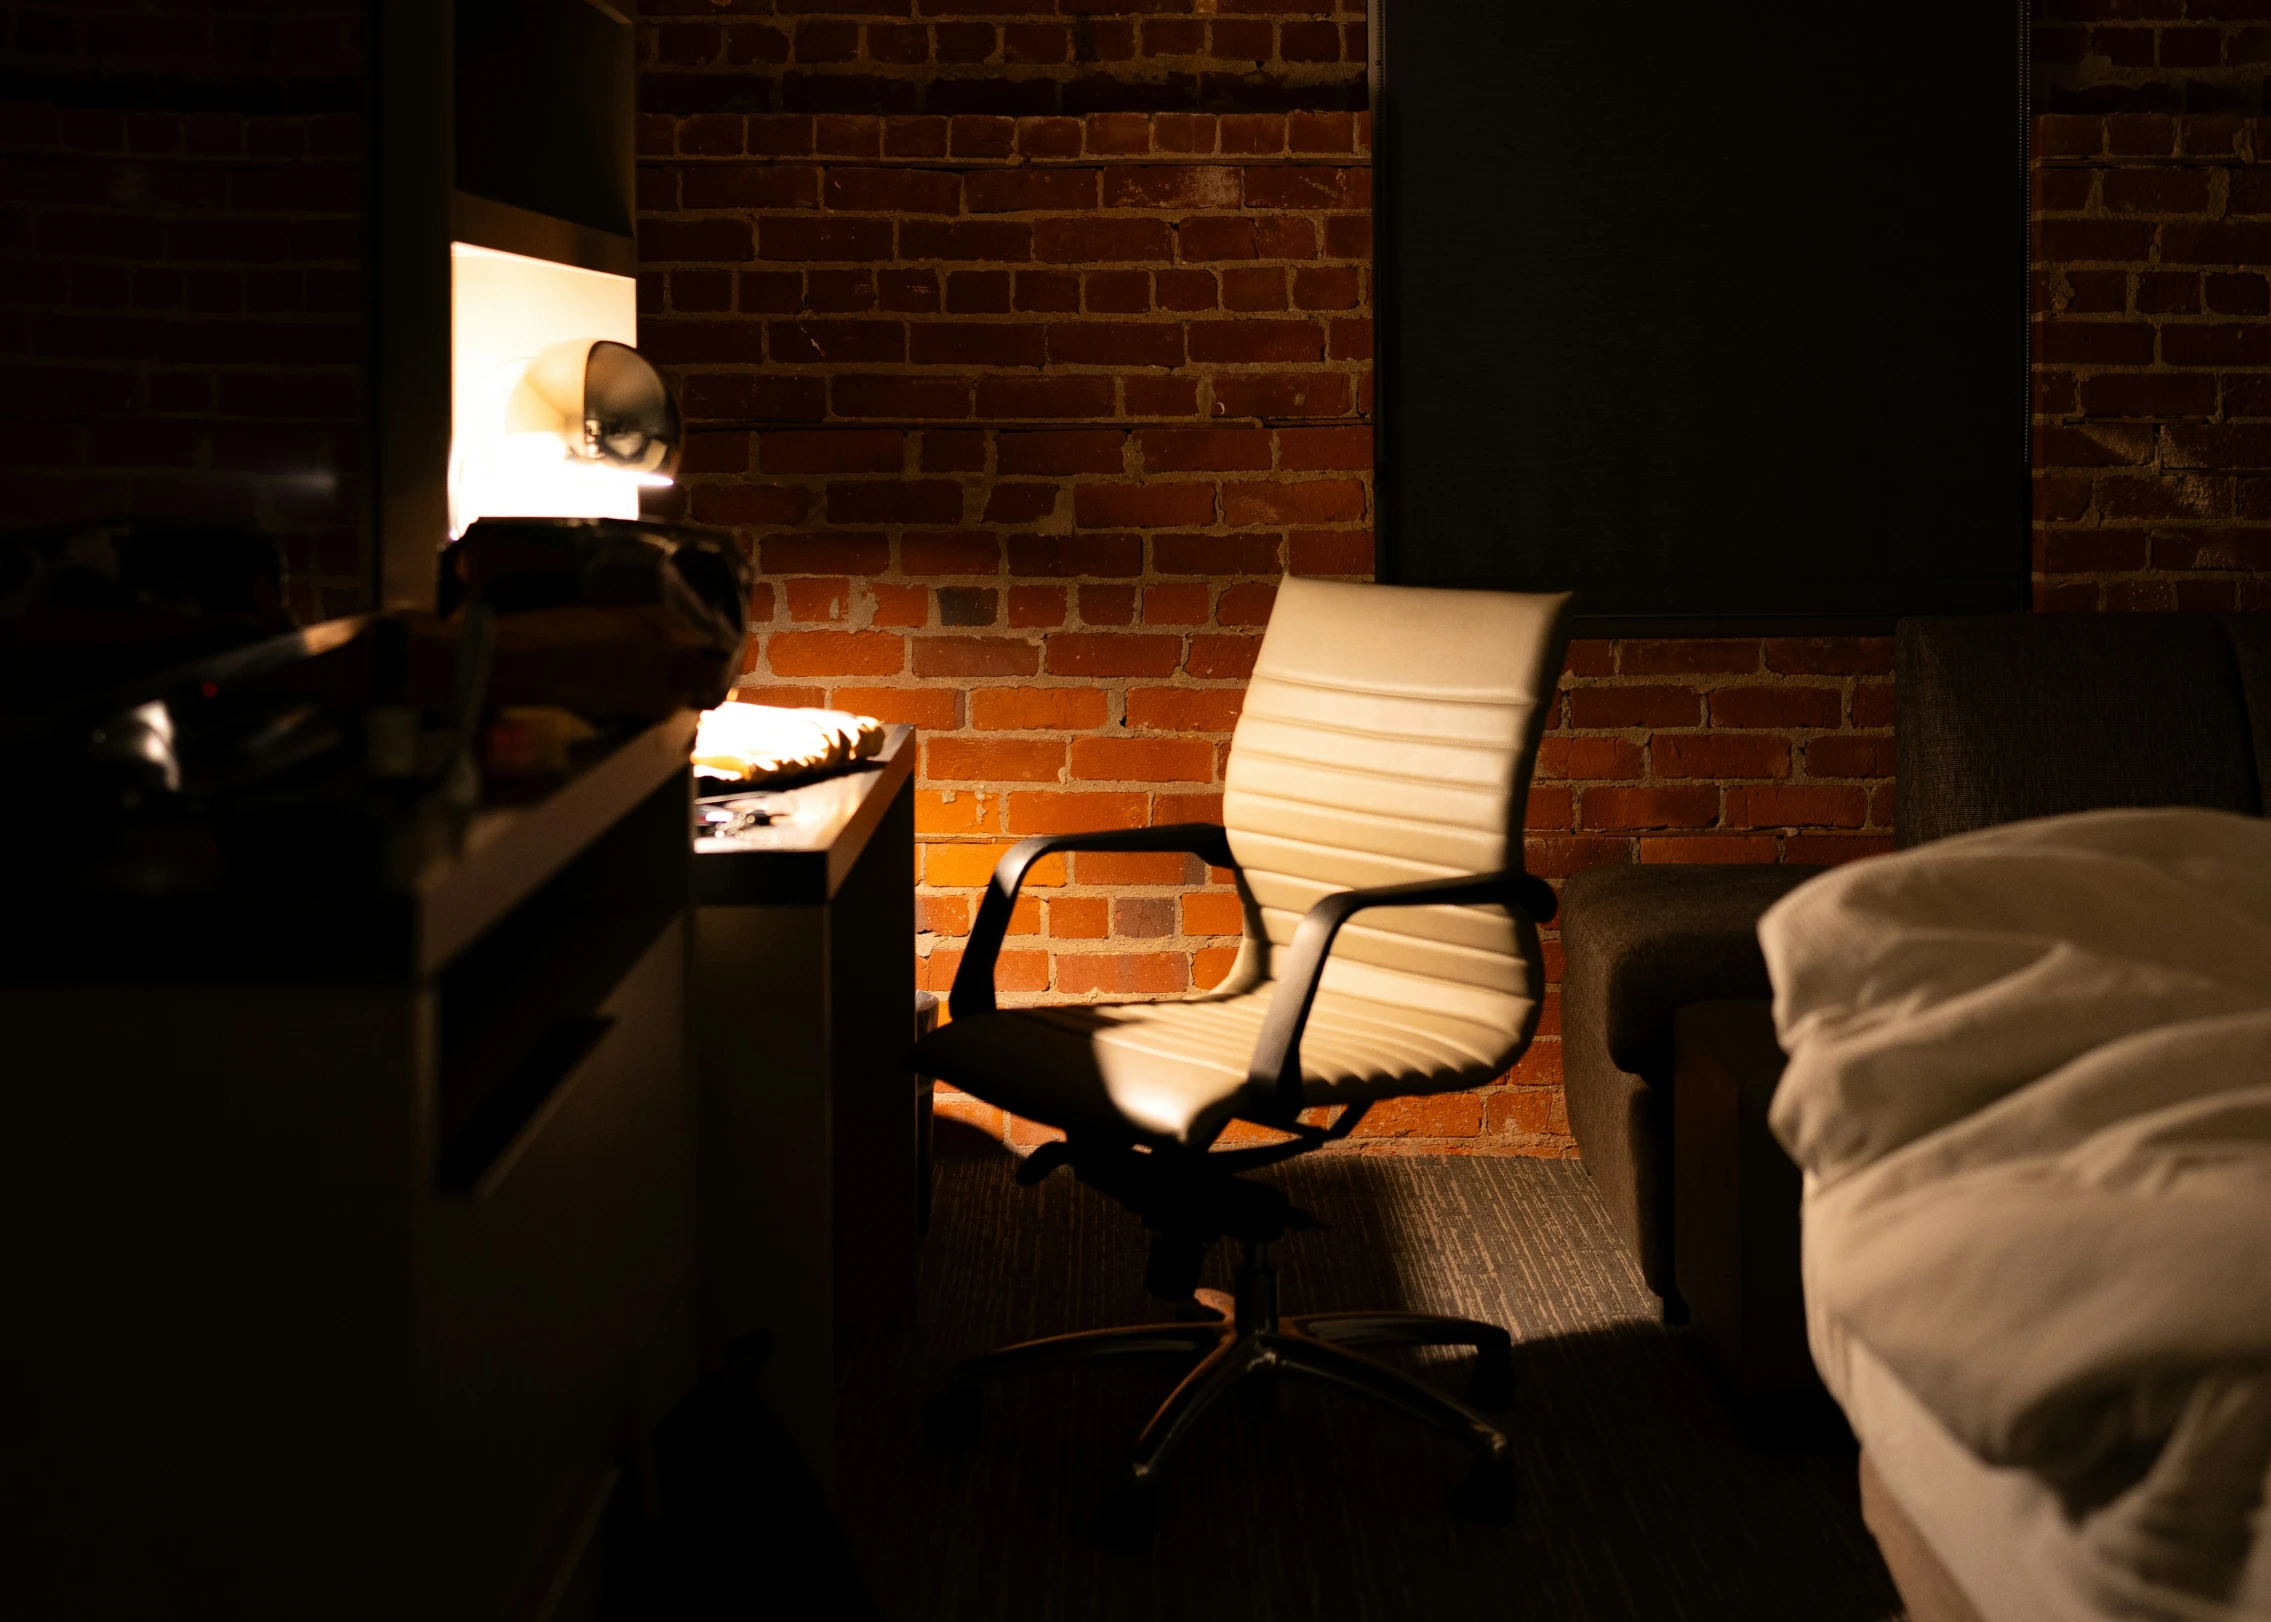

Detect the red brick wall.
xmin=637 ymin=2 xmax=2270 ymax=1158
xmin=2034 ymin=4 xmax=2271 ymax=611
xmin=0 ymin=3 xmax=367 ymax=624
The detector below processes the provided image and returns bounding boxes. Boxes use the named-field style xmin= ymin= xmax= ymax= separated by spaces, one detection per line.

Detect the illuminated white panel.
xmin=449 ymin=243 xmax=646 ymax=538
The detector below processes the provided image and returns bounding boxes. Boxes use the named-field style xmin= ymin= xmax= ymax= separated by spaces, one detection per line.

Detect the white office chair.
xmin=915 ymin=577 xmax=1571 ymax=1547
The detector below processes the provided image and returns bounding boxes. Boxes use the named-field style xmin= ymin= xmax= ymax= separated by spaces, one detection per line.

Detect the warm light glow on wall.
xmin=449 ymin=243 xmax=652 ymax=538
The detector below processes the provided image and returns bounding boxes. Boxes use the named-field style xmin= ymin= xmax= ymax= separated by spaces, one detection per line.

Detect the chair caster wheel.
xmin=923 ymin=1386 xmax=981 ymax=1449
xmin=1472 ymin=1343 xmax=1516 ymax=1407
xmin=1459 ymin=1457 xmax=1518 ymax=1522
xmin=1094 ymin=1482 xmax=1157 ymax=1553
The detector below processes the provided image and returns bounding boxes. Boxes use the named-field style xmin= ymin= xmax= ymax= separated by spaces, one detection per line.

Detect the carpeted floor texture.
xmin=830 ymin=1145 xmax=1907 ymax=1622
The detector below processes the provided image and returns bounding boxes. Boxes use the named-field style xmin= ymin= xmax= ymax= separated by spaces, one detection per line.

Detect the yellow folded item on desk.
xmin=691 ymin=701 xmax=885 ymax=786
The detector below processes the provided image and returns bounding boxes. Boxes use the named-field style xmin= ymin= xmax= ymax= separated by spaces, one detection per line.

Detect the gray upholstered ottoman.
xmin=1558 ymin=862 xmax=1823 ymax=1313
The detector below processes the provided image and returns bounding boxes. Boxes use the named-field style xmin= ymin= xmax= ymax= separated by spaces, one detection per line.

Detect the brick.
xmin=1103 ymin=166 xmax=1242 ymax=210
xmin=1142 ymin=428 xmax=1273 ymax=472
xmin=975 ymin=375 xmax=1115 ymax=417
xmin=1185 ymin=635 xmax=1259 ymax=680
xmin=910 ymin=321 xmax=1045 ymax=366
xmin=1621 ymin=639 xmax=1758 ymax=676
xmin=966 ymin=170 xmax=1097 ymax=213
xmin=826 ymin=479 xmax=965 ymax=523
xmin=1049 ymin=897 xmax=1110 ymax=939
xmin=995 ymin=429 xmax=1122 ymax=475
xmin=972 ymin=687 xmax=1110 ymax=730
xmin=1078 ymin=584 xmax=1137 ymax=626
xmin=1221 ymin=266 xmax=1288 ymax=311
xmin=1536 ymin=737 xmax=1645 ymax=781
xmin=1045 ymin=632 xmax=1183 ymax=677
xmin=1653 ymin=734 xmax=1790 ymax=779
xmin=912 ymin=636 xmax=1040 ymax=678
xmin=1077 ymin=851 xmax=1202 ymax=887
xmin=1047 ymin=321 xmax=1185 ymax=366
xmin=1014 ymin=270 xmax=1081 ymax=312
xmin=1724 ymin=785 xmax=1868 ymax=830
xmin=1763 ymin=637 xmax=1894 ymax=675
xmin=1003 ymin=584 xmax=1064 ymax=627
xmin=927 ymin=737 xmax=1065 ymax=782
xmin=1349 ymin=1094 xmax=1483 ymax=1139
xmin=1568 ymin=685 xmax=1702 ymax=729
xmin=917 ymin=894 xmax=972 ymax=935
xmin=1524 ymin=786 xmax=1573 ymax=831
xmin=1034 ymin=217 xmax=1172 ymax=263
xmin=1070 ymin=737 xmax=1215 ymax=782
xmin=831 ymin=373 xmax=974 ymax=418
xmin=1153 ymin=532 xmax=1281 ymax=575
xmin=1009 ymin=533 xmax=1144 ymax=577
xmin=835 ymin=687 xmax=959 ymax=730
xmin=1143 ymin=582 xmax=1212 ymax=624
xmin=1055 ymin=953 xmax=1190 ymax=997
xmin=1212 ymin=373 xmax=1351 ymax=418
xmin=1182 ymin=891 xmax=1247 ymax=936
xmin=758 ymin=429 xmax=904 ymax=475
xmin=1187 ymin=318 xmax=1323 ymax=363
xmin=1804 ymin=736 xmax=1895 ymax=778
xmin=1277 ymin=426 xmax=1372 ymax=470
xmin=1073 ymin=483 xmax=1216 ymax=527
xmin=1219 ymin=114 xmax=1287 ymax=155
xmin=1579 ymin=786 xmax=1718 ymax=831
xmin=694 ymin=483 xmax=819 ymax=526
xmin=783 ymin=577 xmax=851 ymax=623
xmin=1285 ymin=528 xmax=1372 ymax=576
xmin=759 ymin=216 xmax=894 ymax=261
xmin=984 ymin=484 xmax=1060 ymax=523
xmin=1085 ymin=270 xmax=1151 ymax=313
xmin=899 ymin=218 xmax=1031 ymax=261
xmin=1124 ymin=376 xmax=1203 ymax=415
xmin=922 ymin=430 xmax=988 ymax=472
xmin=927 ymin=843 xmax=1066 ymax=890
xmin=902 ymin=530 xmax=1001 ymax=574
xmin=761 ymin=532 xmax=892 ymax=575
xmin=1782 ymin=835 xmax=1897 ymax=867
xmin=1215 ymin=582 xmax=1276 ymax=625
xmin=1125 ymin=687 xmax=1245 ymax=732
xmin=1222 ymin=479 xmax=1364 ymax=524
xmin=1700 ymin=684 xmax=1840 ymax=730
xmin=1006 ymin=791 xmax=1149 ymax=835
xmin=1637 ymin=836 xmax=1780 ymax=865
xmin=936 ymin=585 xmax=994 ymax=625
xmin=766 ymin=630 xmax=904 ymax=677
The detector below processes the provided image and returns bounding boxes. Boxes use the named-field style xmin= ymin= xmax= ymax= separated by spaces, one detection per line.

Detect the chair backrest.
xmin=1895 ymin=614 xmax=2271 ymax=848
xmin=1220 ymin=578 xmax=1572 ymax=1035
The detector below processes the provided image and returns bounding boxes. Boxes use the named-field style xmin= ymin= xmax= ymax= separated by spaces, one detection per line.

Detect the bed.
xmin=1761 ymin=807 xmax=2271 ymax=1622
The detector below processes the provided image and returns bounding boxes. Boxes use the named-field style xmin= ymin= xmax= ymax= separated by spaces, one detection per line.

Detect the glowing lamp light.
xmin=449 ymin=244 xmax=682 ymax=539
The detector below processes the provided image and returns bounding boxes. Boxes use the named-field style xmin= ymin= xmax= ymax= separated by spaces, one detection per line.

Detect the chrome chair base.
xmin=923 ymin=1240 xmax=1519 ymax=1549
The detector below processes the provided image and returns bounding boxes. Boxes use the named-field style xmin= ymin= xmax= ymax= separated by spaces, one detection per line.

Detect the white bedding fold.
xmin=1760 ymin=809 xmax=2271 ymax=1614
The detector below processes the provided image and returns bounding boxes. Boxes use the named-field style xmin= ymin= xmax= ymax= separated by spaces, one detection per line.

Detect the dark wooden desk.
xmin=1 ymin=713 xmax=700 ymax=1622
xmin=692 ymin=723 xmax=917 ymax=1485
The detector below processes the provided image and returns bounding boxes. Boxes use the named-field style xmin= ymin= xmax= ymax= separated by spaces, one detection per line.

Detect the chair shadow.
xmin=831 ymin=1152 xmax=1906 ymax=1622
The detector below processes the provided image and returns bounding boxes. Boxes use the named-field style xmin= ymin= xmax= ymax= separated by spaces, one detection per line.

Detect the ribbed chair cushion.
xmin=917 ymin=578 xmax=1570 ymax=1147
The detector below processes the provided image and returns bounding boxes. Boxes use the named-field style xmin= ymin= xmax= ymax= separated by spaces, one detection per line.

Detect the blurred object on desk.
xmin=0 ymin=518 xmax=297 ymax=716
xmin=692 ymin=702 xmax=885 ymax=789
xmin=410 ymin=516 xmax=748 ymax=724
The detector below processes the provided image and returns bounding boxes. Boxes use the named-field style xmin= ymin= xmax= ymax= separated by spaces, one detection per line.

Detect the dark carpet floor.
xmin=828 ymin=1146 xmax=1907 ymax=1622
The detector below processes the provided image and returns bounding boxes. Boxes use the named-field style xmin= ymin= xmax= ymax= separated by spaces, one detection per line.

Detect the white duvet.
xmin=1760 ymin=809 xmax=2271 ymax=1618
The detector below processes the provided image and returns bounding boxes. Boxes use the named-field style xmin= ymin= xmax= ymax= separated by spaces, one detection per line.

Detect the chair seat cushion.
xmin=914 ymin=983 xmax=1519 ymax=1148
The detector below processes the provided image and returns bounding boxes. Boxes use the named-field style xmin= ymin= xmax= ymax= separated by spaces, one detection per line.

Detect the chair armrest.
xmin=1242 ymin=871 xmax=1557 ymax=1118
xmin=949 ymin=823 xmax=1238 ymax=1019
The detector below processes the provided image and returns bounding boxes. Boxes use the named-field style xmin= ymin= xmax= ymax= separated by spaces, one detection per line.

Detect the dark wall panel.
xmin=1374 ymin=3 xmax=2031 ymax=627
